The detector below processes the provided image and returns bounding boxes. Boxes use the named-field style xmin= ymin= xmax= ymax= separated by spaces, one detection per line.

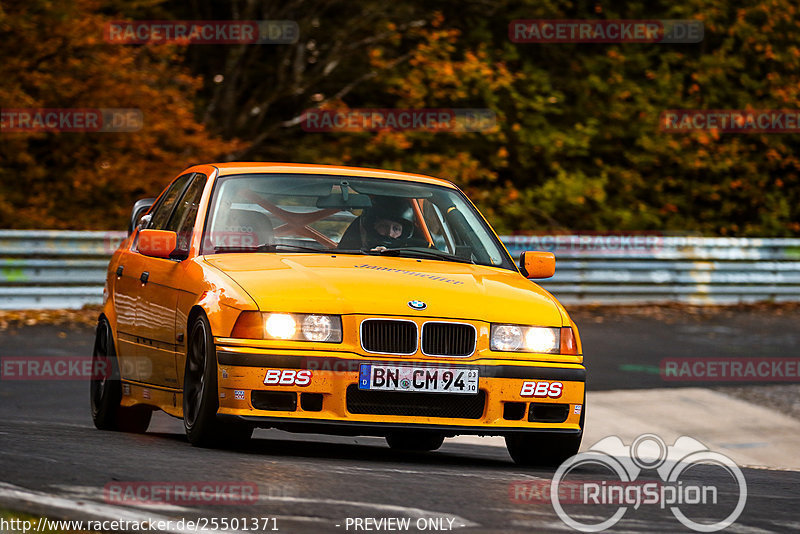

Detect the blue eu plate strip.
xmin=359 ymin=364 xmax=372 ymax=390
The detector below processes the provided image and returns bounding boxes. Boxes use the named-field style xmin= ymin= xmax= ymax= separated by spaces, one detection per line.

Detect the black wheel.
xmin=183 ymin=314 xmax=252 ymax=447
xmin=507 ymin=393 xmax=586 ymax=467
xmin=386 ymin=431 xmax=445 ymax=452
xmin=90 ymin=318 xmax=152 ymax=433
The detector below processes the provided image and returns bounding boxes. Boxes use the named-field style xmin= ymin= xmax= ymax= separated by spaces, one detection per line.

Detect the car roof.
xmin=200 ymin=162 xmax=458 ymax=189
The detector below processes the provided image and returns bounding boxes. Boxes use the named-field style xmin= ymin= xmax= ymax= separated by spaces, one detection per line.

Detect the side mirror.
xmin=137 ymin=213 xmax=152 ymax=229
xmin=138 ymin=229 xmax=177 ymax=259
xmin=519 ymin=251 xmax=555 ymax=279
xmin=129 ymin=198 xmax=156 ymax=235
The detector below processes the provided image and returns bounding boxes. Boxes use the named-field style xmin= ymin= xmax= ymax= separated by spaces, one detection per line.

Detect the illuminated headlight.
xmin=491 ymin=324 xmax=560 ymax=353
xmin=264 ymin=313 xmax=342 ymax=343
xmin=265 ymin=314 xmax=296 ymax=339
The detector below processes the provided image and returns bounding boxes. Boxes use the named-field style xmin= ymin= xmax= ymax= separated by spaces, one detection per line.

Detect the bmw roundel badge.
xmin=408 ymin=300 xmax=427 ymax=311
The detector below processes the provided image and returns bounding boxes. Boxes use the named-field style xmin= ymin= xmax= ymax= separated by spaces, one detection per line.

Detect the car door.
xmin=136 ymin=173 xmax=206 ymax=388
xmin=114 ymin=173 xmax=193 ymax=383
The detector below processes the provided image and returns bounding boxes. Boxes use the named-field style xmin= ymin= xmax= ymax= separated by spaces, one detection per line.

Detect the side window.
xmin=166 ymin=174 xmax=207 ymax=252
xmin=147 ymin=173 xmax=194 ymax=230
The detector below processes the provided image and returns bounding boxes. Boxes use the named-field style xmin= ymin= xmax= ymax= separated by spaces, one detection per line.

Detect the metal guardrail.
xmin=504 ymin=235 xmax=800 ymax=305
xmin=1 ymin=231 xmax=800 ymax=309
xmin=0 ymin=231 xmax=126 ymax=309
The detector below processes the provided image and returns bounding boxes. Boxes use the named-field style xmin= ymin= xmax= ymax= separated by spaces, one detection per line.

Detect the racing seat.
xmin=337 ymin=216 xmax=365 ymax=250
xmin=338 ymin=214 xmax=427 ymax=250
xmin=220 ymin=208 xmax=275 ymax=248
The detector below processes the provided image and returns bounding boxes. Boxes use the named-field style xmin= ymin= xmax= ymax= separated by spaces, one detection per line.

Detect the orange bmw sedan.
xmin=91 ymin=163 xmax=585 ymax=465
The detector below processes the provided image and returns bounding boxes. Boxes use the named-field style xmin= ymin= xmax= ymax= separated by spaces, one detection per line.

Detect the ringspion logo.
xmin=551 ymin=434 xmax=746 ymax=532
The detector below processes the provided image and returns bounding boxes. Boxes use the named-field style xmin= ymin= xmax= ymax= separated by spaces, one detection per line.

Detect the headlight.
xmin=265 ymin=313 xmax=342 ymax=342
xmin=302 ymin=314 xmax=335 ymax=342
xmin=265 ymin=313 xmax=297 ymax=339
xmin=231 ymin=312 xmax=342 ymax=342
xmin=491 ymin=325 xmax=523 ymax=351
xmin=491 ymin=324 xmax=560 ymax=353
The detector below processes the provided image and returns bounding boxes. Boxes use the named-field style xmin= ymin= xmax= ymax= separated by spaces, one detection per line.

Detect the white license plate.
xmin=358 ymin=364 xmax=479 ymax=394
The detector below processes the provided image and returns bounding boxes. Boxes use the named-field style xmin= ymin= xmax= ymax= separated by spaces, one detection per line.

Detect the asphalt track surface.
xmin=1 ymin=312 xmax=799 ymax=533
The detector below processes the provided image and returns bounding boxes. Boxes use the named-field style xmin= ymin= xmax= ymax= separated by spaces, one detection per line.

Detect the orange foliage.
xmin=0 ymin=0 xmax=241 ymax=229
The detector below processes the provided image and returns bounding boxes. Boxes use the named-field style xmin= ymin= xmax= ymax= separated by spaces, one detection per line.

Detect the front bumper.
xmin=216 ymin=347 xmax=585 ymax=437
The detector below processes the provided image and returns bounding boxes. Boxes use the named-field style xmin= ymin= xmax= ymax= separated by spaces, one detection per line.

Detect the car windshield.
xmin=201 ymin=173 xmax=516 ymax=270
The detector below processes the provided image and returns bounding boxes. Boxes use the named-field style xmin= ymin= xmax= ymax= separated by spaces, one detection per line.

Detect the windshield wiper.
xmin=259 ymin=243 xmax=328 ymax=253
xmin=214 ymin=243 xmax=355 ymax=254
xmin=368 ymin=247 xmax=475 ymax=264
xmin=213 ymin=244 xmax=263 ymax=254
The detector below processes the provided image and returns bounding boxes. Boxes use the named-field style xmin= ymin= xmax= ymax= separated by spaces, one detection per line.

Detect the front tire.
xmin=90 ymin=318 xmax=152 ymax=433
xmin=505 ymin=432 xmax=582 ymax=467
xmin=507 ymin=393 xmax=586 ymax=467
xmin=183 ymin=314 xmax=252 ymax=447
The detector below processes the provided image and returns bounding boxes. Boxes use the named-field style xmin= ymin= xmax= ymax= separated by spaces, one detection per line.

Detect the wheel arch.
xmin=182 ymin=304 xmax=211 ymax=379
xmin=95 ymin=312 xmax=117 ymax=356
xmin=180 ymin=298 xmax=240 ymax=380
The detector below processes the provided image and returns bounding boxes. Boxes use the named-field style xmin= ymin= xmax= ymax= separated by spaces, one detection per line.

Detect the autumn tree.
xmin=2 ymin=0 xmax=799 ymax=235
xmin=0 ymin=0 xmax=239 ymax=229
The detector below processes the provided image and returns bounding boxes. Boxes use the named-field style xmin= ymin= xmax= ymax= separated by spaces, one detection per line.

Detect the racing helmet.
xmin=361 ymin=196 xmax=415 ymax=248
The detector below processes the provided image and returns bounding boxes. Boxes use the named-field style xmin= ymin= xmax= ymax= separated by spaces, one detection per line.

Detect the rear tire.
xmin=386 ymin=431 xmax=445 ymax=452
xmin=90 ymin=318 xmax=152 ymax=433
xmin=183 ymin=314 xmax=253 ymax=447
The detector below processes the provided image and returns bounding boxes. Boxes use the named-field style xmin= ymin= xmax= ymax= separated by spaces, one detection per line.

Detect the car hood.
xmin=203 ymin=253 xmax=563 ymax=325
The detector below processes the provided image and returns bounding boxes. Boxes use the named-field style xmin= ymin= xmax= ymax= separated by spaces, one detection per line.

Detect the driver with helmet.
xmin=361 ymin=197 xmax=415 ymax=250
xmin=337 ymin=196 xmax=416 ymax=251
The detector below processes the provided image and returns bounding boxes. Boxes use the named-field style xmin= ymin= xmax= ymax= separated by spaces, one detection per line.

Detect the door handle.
xmin=140 ymin=271 xmax=149 ymax=284
xmin=116 ymin=265 xmax=124 ymax=277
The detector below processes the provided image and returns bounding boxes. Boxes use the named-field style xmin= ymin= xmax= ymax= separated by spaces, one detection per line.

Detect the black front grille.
xmin=422 ymin=323 xmax=476 ymax=357
xmin=361 ymin=320 xmax=417 ymax=354
xmin=346 ymin=385 xmax=485 ymax=419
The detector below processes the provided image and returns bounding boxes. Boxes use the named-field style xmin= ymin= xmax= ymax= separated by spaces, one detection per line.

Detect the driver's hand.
xmin=370 ymin=246 xmax=388 ymax=252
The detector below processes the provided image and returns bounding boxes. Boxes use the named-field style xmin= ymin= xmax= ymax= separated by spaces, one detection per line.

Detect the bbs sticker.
xmin=263 ymin=369 xmax=312 ymax=386
xmin=519 ymin=381 xmax=563 ymax=398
